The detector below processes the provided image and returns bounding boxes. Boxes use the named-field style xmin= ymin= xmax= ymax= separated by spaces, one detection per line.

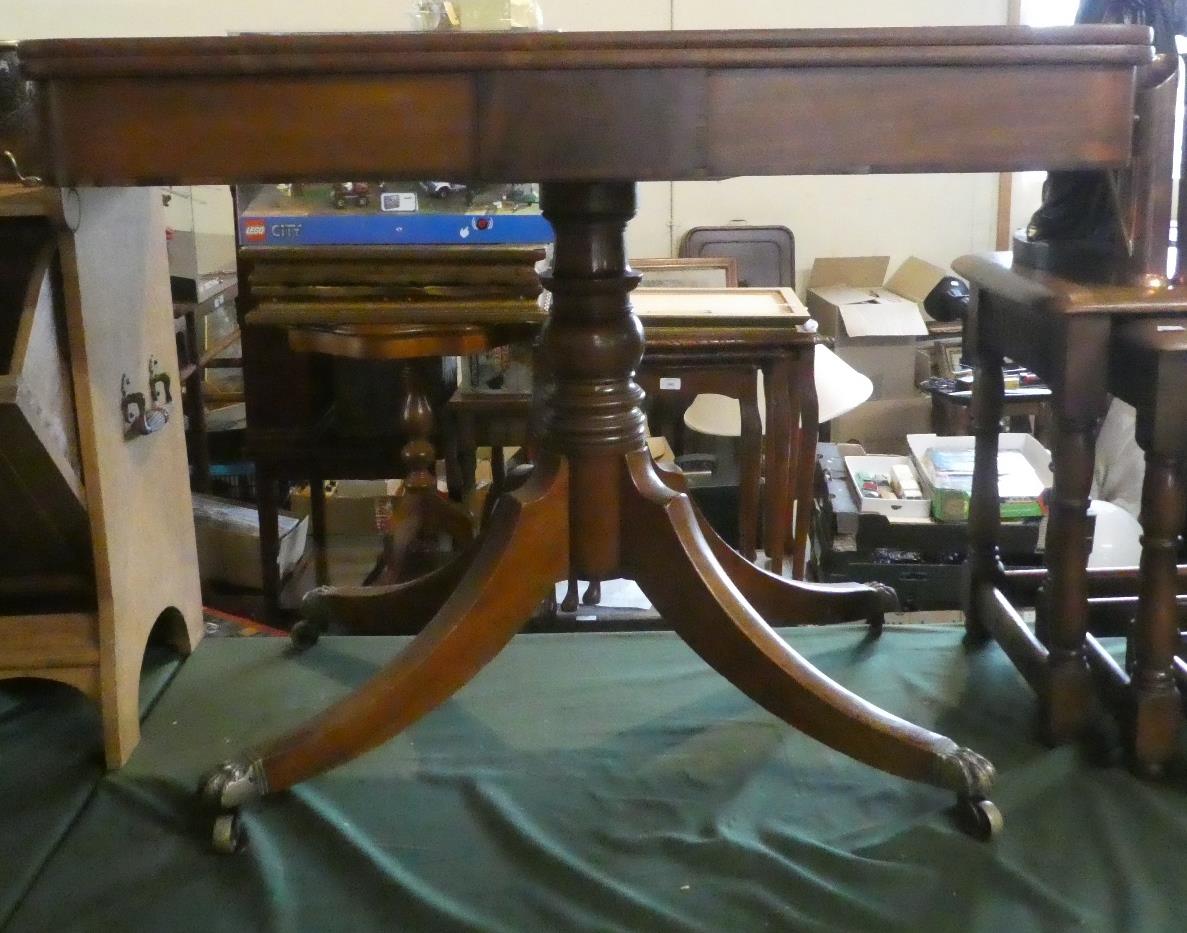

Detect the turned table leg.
xmin=309 ymin=473 xmax=329 ymax=587
xmin=1040 ymin=413 xmax=1100 ymax=742
xmin=256 ymin=463 xmax=285 ymax=625
xmin=791 ymin=347 xmax=818 ymax=581
xmin=737 ymin=371 xmax=762 ymax=563
xmin=369 ymin=360 xmax=473 ymax=587
xmin=1127 ymin=452 xmax=1187 ymax=775
xmin=762 ymin=357 xmax=797 ymax=574
xmin=963 ymin=298 xmax=1005 ymax=645
xmin=1038 ymin=318 xmax=1110 ymax=744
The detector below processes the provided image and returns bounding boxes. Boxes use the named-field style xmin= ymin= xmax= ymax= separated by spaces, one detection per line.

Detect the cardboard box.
xmin=842 ymin=454 xmax=932 ymax=521
xmin=193 ymin=494 xmax=308 ymax=589
xmin=290 ymin=479 xmax=406 ymax=536
xmin=807 ymin=256 xmax=948 ymax=402
xmin=907 ymin=433 xmax=1053 ymax=522
xmin=166 ymin=230 xmax=237 ymax=303
xmin=829 ymin=395 xmax=932 ymax=456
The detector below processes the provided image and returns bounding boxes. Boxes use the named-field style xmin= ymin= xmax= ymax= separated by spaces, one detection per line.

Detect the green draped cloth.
xmin=2 ymin=625 xmax=1184 ymax=932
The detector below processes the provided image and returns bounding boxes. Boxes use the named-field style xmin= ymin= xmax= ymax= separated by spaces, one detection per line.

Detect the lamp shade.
xmin=682 ymin=344 xmax=874 ymax=437
xmin=1086 ymin=499 xmax=1142 ymax=569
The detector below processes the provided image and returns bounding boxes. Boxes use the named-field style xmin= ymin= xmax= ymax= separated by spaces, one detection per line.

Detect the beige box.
xmin=807 ymin=256 xmax=948 ymax=402
xmin=830 ymin=395 xmax=932 ymax=456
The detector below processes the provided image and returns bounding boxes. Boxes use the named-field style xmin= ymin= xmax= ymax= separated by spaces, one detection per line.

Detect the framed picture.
xmin=632 ymin=287 xmax=806 ymax=325
xmin=631 ymin=257 xmax=739 ymax=289
xmin=933 ymin=340 xmax=968 ymax=380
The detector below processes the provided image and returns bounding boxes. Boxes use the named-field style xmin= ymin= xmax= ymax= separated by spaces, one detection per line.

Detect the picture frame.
xmin=630 ymin=257 xmax=739 ymax=289
xmin=933 ymin=340 xmax=968 ymax=380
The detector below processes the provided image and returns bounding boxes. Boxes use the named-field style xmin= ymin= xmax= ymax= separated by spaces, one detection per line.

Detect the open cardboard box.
xmin=907 ymin=432 xmax=1053 ymax=522
xmin=290 ymin=479 xmax=405 ymax=536
xmin=829 ymin=394 xmax=932 ymax=456
xmin=807 ymin=256 xmax=947 ymax=403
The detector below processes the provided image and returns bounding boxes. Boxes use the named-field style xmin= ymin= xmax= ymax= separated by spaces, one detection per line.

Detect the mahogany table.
xmin=13 ymin=26 xmax=1158 ymax=849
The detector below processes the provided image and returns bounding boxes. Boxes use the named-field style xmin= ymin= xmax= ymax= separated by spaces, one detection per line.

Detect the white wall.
xmin=666 ymin=0 xmax=1010 ymax=281
xmin=4 ymin=0 xmax=1012 ymax=278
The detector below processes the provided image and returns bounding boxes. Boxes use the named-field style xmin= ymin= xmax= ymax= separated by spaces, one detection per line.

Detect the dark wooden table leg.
xmin=791 ymin=347 xmax=818 ymax=581
xmin=762 ymin=357 xmax=796 ymax=574
xmin=963 ymin=295 xmax=1005 ymax=646
xmin=1038 ymin=318 xmax=1109 ymax=744
xmin=182 ymin=307 xmax=213 ymax=494
xmin=1040 ymin=415 xmax=1099 ymax=741
xmin=308 ymin=473 xmax=329 ymax=587
xmin=255 ymin=463 xmax=284 ymax=626
xmin=457 ymin=408 xmax=479 ymax=502
xmin=201 ymin=458 xmax=570 ymax=820
xmin=560 ymin=574 xmax=579 ymax=612
xmin=441 ymin=405 xmax=465 ymax=503
xmin=370 ymin=359 xmax=473 ymax=587
xmin=624 ymin=451 xmax=996 ymax=821
xmin=965 ymin=300 xmax=1106 ymax=745
xmin=737 ymin=369 xmax=762 ymax=563
xmin=1127 ymin=451 xmax=1186 ymax=775
xmin=490 ymin=442 xmax=507 ymax=492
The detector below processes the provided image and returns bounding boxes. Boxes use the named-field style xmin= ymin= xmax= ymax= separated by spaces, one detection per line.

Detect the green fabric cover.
xmin=2 ymin=625 xmax=1184 ymax=932
xmin=0 ymin=645 xmax=178 ymax=927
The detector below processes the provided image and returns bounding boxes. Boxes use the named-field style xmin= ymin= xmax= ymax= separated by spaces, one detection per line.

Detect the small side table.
xmin=283 ymin=321 xmax=539 ymax=646
xmin=956 ymin=252 xmax=1187 ymax=771
xmin=639 ymin=326 xmax=819 ymax=577
xmin=1104 ymin=316 xmax=1187 ymax=772
xmin=927 ymin=384 xmax=1052 ymax=445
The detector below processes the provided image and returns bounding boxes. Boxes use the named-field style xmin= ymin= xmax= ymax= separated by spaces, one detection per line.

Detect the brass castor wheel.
xmin=211 ymin=812 xmax=246 ymax=854
xmin=953 ymin=797 xmax=1003 ymax=841
xmin=289 ymin=618 xmax=323 ymax=651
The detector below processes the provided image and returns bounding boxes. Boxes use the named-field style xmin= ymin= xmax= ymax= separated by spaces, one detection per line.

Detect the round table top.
xmin=286 ymin=322 xmax=517 ymax=361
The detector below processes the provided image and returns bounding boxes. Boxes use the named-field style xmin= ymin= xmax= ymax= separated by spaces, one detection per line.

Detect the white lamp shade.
xmin=1086 ymin=499 xmax=1142 ymax=569
xmin=682 ymin=344 xmax=874 ymax=437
